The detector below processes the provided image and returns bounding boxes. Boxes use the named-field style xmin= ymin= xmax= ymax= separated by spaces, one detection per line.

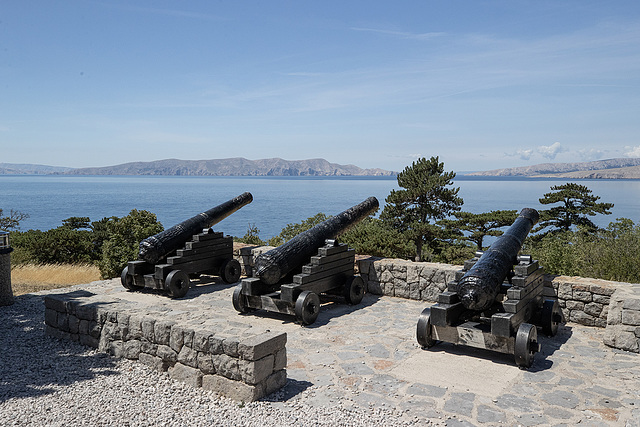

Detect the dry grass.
xmin=11 ymin=263 xmax=102 ymax=296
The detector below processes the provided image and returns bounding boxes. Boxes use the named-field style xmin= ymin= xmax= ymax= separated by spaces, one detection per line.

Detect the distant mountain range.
xmin=0 ymin=158 xmax=395 ymax=177
xmin=0 ymin=163 xmax=73 ymax=175
xmin=464 ymin=158 xmax=640 ymax=179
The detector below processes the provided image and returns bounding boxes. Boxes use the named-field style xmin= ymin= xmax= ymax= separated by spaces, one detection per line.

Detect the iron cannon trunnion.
xmin=233 ymin=197 xmax=378 ymax=326
xmin=416 ymin=208 xmax=564 ymax=369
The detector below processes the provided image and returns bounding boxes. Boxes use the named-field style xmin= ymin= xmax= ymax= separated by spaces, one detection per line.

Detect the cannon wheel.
xmin=416 ymin=307 xmax=436 ymax=348
xmin=165 ymin=270 xmax=190 ymax=299
xmin=541 ymin=299 xmax=563 ymax=337
xmin=343 ymin=275 xmax=365 ymax=305
xmin=295 ymin=291 xmax=320 ymax=325
xmin=220 ymin=259 xmax=242 ymax=284
xmin=514 ymin=322 xmax=538 ymax=369
xmin=232 ymin=284 xmax=254 ymax=313
xmin=121 ymin=266 xmax=142 ymax=291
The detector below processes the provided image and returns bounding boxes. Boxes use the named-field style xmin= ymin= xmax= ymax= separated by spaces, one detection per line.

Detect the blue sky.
xmin=2 ymin=1 xmax=639 ymax=172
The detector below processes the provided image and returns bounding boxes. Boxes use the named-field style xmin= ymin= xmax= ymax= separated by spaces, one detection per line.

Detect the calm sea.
xmin=1 ymin=175 xmax=638 ymax=239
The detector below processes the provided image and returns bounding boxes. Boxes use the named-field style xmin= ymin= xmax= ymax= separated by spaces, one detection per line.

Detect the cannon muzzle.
xmin=138 ymin=192 xmax=253 ymax=264
xmin=254 ymin=196 xmax=379 ymax=285
xmin=457 ymin=208 xmax=539 ymax=312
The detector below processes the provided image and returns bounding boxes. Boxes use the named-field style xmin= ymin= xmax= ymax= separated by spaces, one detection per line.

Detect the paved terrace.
xmin=30 ymin=278 xmax=640 ymax=425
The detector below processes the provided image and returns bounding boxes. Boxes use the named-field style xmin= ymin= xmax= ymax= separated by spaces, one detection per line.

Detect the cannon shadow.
xmin=422 ymin=322 xmax=573 ymax=371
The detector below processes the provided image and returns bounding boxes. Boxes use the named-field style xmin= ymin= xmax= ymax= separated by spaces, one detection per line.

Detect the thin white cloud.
xmin=537 ymin=142 xmax=564 ymax=160
xmin=350 ymin=27 xmax=445 ymax=40
xmin=624 ymin=145 xmax=640 ymax=157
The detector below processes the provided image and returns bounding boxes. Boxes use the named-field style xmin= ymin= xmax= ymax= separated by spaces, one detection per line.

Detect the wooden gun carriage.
xmin=232 ymin=197 xmax=379 ymax=325
xmin=120 ymin=192 xmax=252 ymax=298
xmin=416 ymin=208 xmax=563 ymax=369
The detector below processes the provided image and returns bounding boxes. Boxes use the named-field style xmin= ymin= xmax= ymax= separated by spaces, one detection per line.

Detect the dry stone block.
xmin=622 ymin=310 xmax=640 ymax=326
xmin=139 ymin=353 xmax=169 ymax=372
xmin=169 ymin=363 xmax=203 ymax=388
xmin=237 ymin=331 xmax=287 ymax=361
xmin=238 ymin=354 xmax=274 ymax=385
xmin=156 ymin=345 xmax=178 ymax=364
xmin=177 ymin=346 xmax=199 ymax=368
xmin=154 ymin=320 xmax=176 ymax=346
xmin=202 ymin=374 xmax=261 ymax=402
xmin=123 ymin=340 xmax=141 ymax=360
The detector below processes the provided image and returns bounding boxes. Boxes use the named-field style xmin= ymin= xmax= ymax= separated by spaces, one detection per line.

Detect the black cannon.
xmin=416 ymin=208 xmax=563 ymax=368
xmin=121 ymin=192 xmax=253 ymax=298
xmin=232 ymin=196 xmax=379 ymax=325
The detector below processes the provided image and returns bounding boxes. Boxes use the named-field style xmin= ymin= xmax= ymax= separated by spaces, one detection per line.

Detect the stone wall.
xmin=44 ymin=292 xmax=287 ymax=402
xmin=603 ymin=283 xmax=640 ymax=353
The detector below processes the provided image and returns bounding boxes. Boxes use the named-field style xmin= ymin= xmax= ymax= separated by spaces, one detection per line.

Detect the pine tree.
xmin=443 ymin=210 xmax=518 ymax=250
xmin=535 ymin=183 xmax=613 ymax=234
xmin=381 ymin=157 xmax=463 ymax=262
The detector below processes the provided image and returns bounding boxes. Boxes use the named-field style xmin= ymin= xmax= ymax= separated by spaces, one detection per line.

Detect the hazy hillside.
xmin=63 ymin=158 xmax=396 ymax=176
xmin=465 ymin=158 xmax=640 ymax=178
xmin=0 ymin=163 xmax=73 ymax=175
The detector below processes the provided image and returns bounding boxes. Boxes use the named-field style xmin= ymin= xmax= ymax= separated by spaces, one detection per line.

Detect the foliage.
xmin=0 ymin=208 xmax=29 ymax=231
xmin=98 ymin=209 xmax=164 ymax=279
xmin=267 ymin=213 xmax=329 ymax=247
xmin=380 ymin=157 xmax=463 ymax=262
xmin=11 ymin=228 xmax=96 ymax=265
xmin=535 ymin=183 xmax=613 ymax=235
xmin=524 ymin=218 xmax=640 ymax=283
xmin=11 ymin=210 xmax=163 ymax=279
xmin=440 ymin=210 xmax=518 ymax=250
xmin=339 ymin=217 xmax=415 ymax=259
xmin=235 ymin=223 xmax=266 ymax=245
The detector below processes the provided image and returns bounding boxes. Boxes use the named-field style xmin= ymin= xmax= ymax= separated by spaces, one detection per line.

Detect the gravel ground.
xmin=0 ymin=293 xmax=438 ymax=426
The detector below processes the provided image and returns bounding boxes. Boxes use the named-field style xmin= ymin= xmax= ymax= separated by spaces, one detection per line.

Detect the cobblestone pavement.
xmin=45 ymin=279 xmax=640 ymax=426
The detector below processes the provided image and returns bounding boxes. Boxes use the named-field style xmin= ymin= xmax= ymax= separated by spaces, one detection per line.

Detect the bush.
xmin=340 ymin=217 xmax=415 ymax=259
xmin=267 ymin=213 xmax=329 ymax=247
xmin=98 ymin=209 xmax=164 ymax=279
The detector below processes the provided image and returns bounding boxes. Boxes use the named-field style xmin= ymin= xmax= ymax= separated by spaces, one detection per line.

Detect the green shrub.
xmin=98 ymin=209 xmax=163 ymax=279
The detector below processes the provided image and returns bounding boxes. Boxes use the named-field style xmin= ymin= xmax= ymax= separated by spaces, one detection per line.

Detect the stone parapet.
xmin=603 ymin=283 xmax=640 ymax=353
xmin=43 ymin=291 xmax=287 ymax=401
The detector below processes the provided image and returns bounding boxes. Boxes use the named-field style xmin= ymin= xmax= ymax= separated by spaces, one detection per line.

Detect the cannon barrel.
xmin=457 ymin=208 xmax=539 ymax=312
xmin=254 ymin=196 xmax=379 ymax=285
xmin=138 ymin=192 xmax=253 ymax=264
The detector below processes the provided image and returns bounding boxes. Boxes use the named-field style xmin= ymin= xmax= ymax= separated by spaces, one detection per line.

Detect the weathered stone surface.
xmin=68 ymin=315 xmax=80 ymax=334
xmin=154 ymin=320 xmax=176 ymax=346
xmin=139 ymin=353 xmax=168 ymax=371
xmin=264 ymin=369 xmax=287 ymax=397
xmin=584 ymin=302 xmax=603 ymax=317
xmin=156 ymin=344 xmax=178 ymax=363
xmin=238 ymin=354 xmax=274 ymax=385
xmin=237 ymin=331 xmax=287 ymax=361
xmin=622 ymin=310 xmax=640 ymax=326
xmin=44 ymin=295 xmax=67 ymax=313
xmin=177 ymin=346 xmax=199 ymax=368
xmin=202 ymin=374 xmax=261 ymax=402
xmin=123 ymin=340 xmax=141 ymax=360
xmin=141 ymin=317 xmax=156 ymax=342
xmin=603 ymin=325 xmax=640 ymax=353
xmin=44 ymin=308 xmax=57 ymax=327
xmin=566 ymin=301 xmax=585 ymax=311
xmin=197 ymin=353 xmax=216 ymax=374
xmin=169 ymin=325 xmax=184 ymax=353
xmin=169 ymin=362 xmax=203 ymax=388
xmin=209 ymin=336 xmax=224 ymax=354
xmin=214 ymin=354 xmax=240 ymax=380
xmin=192 ymin=330 xmax=211 ymax=353
xmin=223 ymin=337 xmax=239 ymax=357
xmin=273 ymin=348 xmax=287 ymax=371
